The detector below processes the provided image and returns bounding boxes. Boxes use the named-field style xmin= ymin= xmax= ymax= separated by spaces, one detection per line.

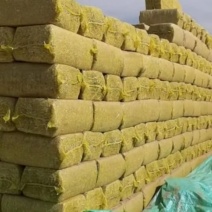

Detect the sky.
xmin=77 ymin=0 xmax=212 ymax=33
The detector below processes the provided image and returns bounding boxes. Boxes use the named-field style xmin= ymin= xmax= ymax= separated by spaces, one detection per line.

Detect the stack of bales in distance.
xmin=0 ymin=0 xmax=211 ymax=211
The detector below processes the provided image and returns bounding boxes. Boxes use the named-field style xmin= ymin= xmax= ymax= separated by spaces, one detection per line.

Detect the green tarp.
xmin=145 ymin=156 xmax=212 ymax=212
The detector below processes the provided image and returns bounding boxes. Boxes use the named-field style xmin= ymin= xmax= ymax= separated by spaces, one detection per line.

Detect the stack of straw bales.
xmin=0 ymin=0 xmax=211 ymax=211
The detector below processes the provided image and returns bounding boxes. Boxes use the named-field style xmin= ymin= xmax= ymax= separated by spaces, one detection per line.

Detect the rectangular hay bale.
xmin=81 ymin=70 xmax=106 ymax=101
xmin=0 ymin=63 xmax=82 ymax=99
xmin=0 ymin=97 xmax=16 ymax=132
xmin=1 ymin=194 xmax=86 ymax=212
xmin=105 ymin=75 xmax=123 ymax=101
xmin=148 ymin=23 xmax=184 ymax=46
xmin=120 ymin=174 xmax=135 ymax=200
xmin=92 ymin=39 xmax=124 ymax=76
xmin=122 ymin=77 xmax=138 ymax=102
xmin=13 ymin=98 xmax=93 ymax=137
xmin=79 ymin=6 xmax=105 ymax=40
xmin=122 ymin=52 xmax=143 ymax=77
xmin=92 ymin=102 xmax=123 ymax=132
xmin=0 ymin=132 xmax=83 ymax=169
xmin=0 ymin=0 xmax=81 ymax=32
xmin=0 ymin=162 xmax=23 ymax=195
xmin=0 ymin=27 xmax=15 ymax=62
xmin=13 ymin=24 xmax=93 ymax=70
xmin=143 ymin=141 xmax=159 ymax=165
xmin=123 ymin=146 xmax=144 ymax=177
xmin=103 ymin=180 xmax=122 ymax=209
xmin=83 ymin=131 xmax=104 ymax=161
xmin=21 ymin=161 xmax=97 ymax=203
xmin=102 ymin=130 xmax=122 ymax=157
xmin=121 ymin=100 xmax=160 ymax=128
xmin=139 ymin=9 xmax=184 ymax=27
xmin=85 ymin=188 xmax=104 ymax=210
xmin=96 ymin=155 xmax=126 ymax=187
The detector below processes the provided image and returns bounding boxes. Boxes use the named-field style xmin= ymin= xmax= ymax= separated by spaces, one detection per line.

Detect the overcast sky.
xmin=77 ymin=0 xmax=212 ymax=33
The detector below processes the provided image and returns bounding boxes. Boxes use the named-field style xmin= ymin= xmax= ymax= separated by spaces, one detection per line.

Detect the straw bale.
xmin=148 ymin=23 xmax=184 ymax=46
xmin=14 ymin=98 xmax=93 ymax=137
xmin=122 ymin=52 xmax=143 ymax=77
xmin=140 ymin=9 xmax=184 ymax=27
xmin=134 ymin=123 xmax=146 ymax=147
xmin=184 ymin=66 xmax=196 ymax=84
xmin=120 ymin=174 xmax=135 ymax=200
xmin=183 ymin=100 xmax=194 ymax=117
xmin=172 ymin=101 xmax=184 ymax=119
xmin=160 ymin=39 xmax=171 ymax=60
xmin=172 ymin=134 xmax=184 ymax=153
xmin=92 ymin=102 xmax=122 ymax=132
xmin=0 ymin=63 xmax=82 ymax=99
xmin=207 ymin=50 xmax=212 ymax=62
xmin=145 ymin=122 xmax=157 ymax=143
xmin=172 ymin=63 xmax=185 ymax=82
xmin=81 ymin=70 xmax=105 ymax=101
xmin=0 ymin=27 xmax=15 ymax=62
xmin=1 ymin=194 xmax=86 ymax=212
xmin=122 ymin=77 xmax=138 ymax=102
xmin=96 ymin=155 xmax=125 ymax=187
xmin=0 ymin=97 xmax=16 ymax=132
xmin=194 ymin=71 xmax=206 ymax=87
xmin=165 ymin=120 xmax=177 ymax=138
xmin=121 ymin=100 xmax=160 ymax=128
xmin=142 ymin=180 xmax=159 ymax=208
xmin=0 ymin=0 xmax=81 ymax=31
xmin=185 ymin=49 xmax=194 ymax=67
xmin=121 ymin=23 xmax=137 ymax=51
xmin=182 ymin=14 xmax=192 ymax=31
xmin=183 ymin=30 xmax=196 ymax=50
xmin=103 ymin=180 xmax=122 ymax=209
xmin=83 ymin=132 xmax=104 ymax=161
xmin=105 ymin=75 xmax=123 ymax=101
xmin=85 ymin=188 xmax=104 ymax=210
xmin=169 ymin=43 xmax=180 ymax=63
xmin=192 ymin=130 xmax=200 ymax=145
xmin=145 ymin=0 xmax=182 ymax=11
xmin=0 ymin=162 xmax=23 ymax=195
xmin=134 ymin=166 xmax=146 ymax=192
xmin=194 ymin=39 xmax=210 ymax=59
xmin=121 ymin=127 xmax=137 ymax=153
xmin=13 ymin=24 xmax=93 ymax=70
xmin=104 ymin=17 xmax=125 ymax=48
xmin=123 ymin=146 xmax=144 ymax=177
xmin=137 ymin=78 xmax=159 ymax=100
xmin=135 ymin=29 xmax=150 ymax=55
xmin=199 ymin=129 xmax=209 ymax=144
xmin=0 ymin=132 xmax=83 ymax=169
xmin=157 ymin=81 xmax=170 ymax=100
xmin=158 ymin=58 xmax=174 ymax=82
xmin=143 ymin=141 xmax=159 ymax=165
xmin=183 ymin=132 xmax=193 ymax=148
xmin=167 ymin=82 xmax=181 ymax=100
xmin=139 ymin=55 xmax=160 ymax=79
xmin=158 ymin=138 xmax=173 ymax=159
xmin=149 ymin=34 xmax=161 ymax=58
xmin=92 ymin=39 xmax=124 ymax=75
xmin=122 ymin=192 xmax=144 ymax=212
xmin=21 ymin=161 xmax=97 ymax=202
xmin=102 ymin=130 xmax=122 ymax=157
xmin=134 ymin=23 xmax=149 ymax=30
xmin=156 ymin=122 xmax=166 ymax=141
xmin=146 ymin=161 xmax=163 ymax=183
xmin=158 ymin=101 xmax=173 ymax=121
xmin=178 ymin=46 xmax=187 ymax=65
xmin=79 ymin=6 xmax=105 ymax=40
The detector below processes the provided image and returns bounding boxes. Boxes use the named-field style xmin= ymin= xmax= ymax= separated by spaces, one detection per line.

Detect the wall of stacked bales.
xmin=0 ymin=0 xmax=212 ymax=211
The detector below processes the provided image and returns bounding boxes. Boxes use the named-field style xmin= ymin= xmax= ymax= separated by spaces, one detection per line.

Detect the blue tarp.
xmin=144 ymin=156 xmax=212 ymax=212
